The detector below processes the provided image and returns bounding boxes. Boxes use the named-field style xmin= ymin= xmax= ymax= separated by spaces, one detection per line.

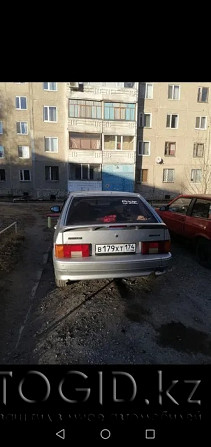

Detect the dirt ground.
xmin=0 ymin=202 xmax=56 ymax=361
xmin=0 ymin=201 xmax=52 ymax=274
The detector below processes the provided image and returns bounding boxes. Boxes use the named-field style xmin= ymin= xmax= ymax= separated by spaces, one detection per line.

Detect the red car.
xmin=156 ymin=194 xmax=211 ymax=268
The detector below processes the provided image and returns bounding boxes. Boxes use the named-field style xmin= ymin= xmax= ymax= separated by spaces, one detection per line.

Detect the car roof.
xmin=68 ymin=191 xmax=142 ymax=198
xmin=174 ymin=194 xmax=211 ymax=200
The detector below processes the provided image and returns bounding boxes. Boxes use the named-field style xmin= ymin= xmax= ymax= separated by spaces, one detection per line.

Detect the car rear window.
xmin=65 ymin=196 xmax=157 ymax=225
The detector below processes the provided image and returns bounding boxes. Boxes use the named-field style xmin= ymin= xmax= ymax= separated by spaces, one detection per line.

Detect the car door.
xmin=184 ymin=198 xmax=211 ymax=239
xmin=160 ymin=197 xmax=192 ymax=235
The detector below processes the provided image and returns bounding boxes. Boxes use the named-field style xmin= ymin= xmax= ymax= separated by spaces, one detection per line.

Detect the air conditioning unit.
xmin=69 ymin=82 xmax=84 ymax=91
xmin=69 ymin=82 xmax=79 ymax=89
xmin=155 ymin=156 xmax=163 ymax=164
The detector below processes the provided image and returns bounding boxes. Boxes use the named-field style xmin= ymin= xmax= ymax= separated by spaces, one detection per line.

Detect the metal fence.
xmin=0 ymin=222 xmax=18 ymax=236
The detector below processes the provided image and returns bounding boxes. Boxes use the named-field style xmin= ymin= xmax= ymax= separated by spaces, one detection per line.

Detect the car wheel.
xmin=195 ymin=238 xmax=211 ymax=269
xmin=55 ymin=278 xmax=68 ymax=288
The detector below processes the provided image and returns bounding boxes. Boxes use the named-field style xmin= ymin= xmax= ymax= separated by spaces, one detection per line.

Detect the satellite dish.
xmin=156 ymin=156 xmax=163 ymax=164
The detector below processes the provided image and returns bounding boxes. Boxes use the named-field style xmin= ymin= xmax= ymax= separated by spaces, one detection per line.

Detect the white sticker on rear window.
xmin=122 ymin=200 xmax=138 ymax=205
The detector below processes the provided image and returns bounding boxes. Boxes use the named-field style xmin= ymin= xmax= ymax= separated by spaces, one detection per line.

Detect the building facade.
xmin=67 ymin=82 xmax=138 ymax=193
xmin=135 ymin=82 xmax=211 ymax=200
xmin=0 ymin=82 xmax=67 ymax=199
xmin=0 ymin=82 xmax=211 ymax=200
xmin=0 ymin=82 xmax=138 ymax=199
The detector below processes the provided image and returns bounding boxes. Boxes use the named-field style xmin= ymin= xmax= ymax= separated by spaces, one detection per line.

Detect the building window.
xmin=104 ymin=103 xmax=135 ymax=121
xmin=193 ymin=143 xmax=204 ymax=157
xmin=104 ymin=135 xmax=134 ymax=151
xmin=69 ymin=163 xmax=102 ymax=181
xmin=0 ymin=169 xmax=5 ymax=181
xmin=138 ymin=141 xmax=150 ymax=156
xmin=69 ymin=100 xmax=102 ymax=119
xmin=104 ymin=135 xmax=118 ymax=150
xmin=84 ymin=82 xmax=126 ymax=88
xmin=0 ymin=146 xmax=5 ymax=158
xmin=166 ymin=114 xmax=178 ymax=128
xmin=16 ymin=96 xmax=27 ymax=110
xmin=163 ymin=169 xmax=175 ymax=183
xmin=104 ymin=135 xmax=116 ymax=150
xmin=0 ymin=121 xmax=3 ymax=134
xmin=191 ymin=169 xmax=202 ymax=183
xmin=43 ymin=82 xmax=57 ymax=91
xmin=18 ymin=146 xmax=30 ymax=158
xmin=19 ymin=169 xmax=31 ymax=181
xmin=124 ymin=82 xmax=135 ymax=88
xmin=69 ymin=133 xmax=101 ymax=150
xmin=164 ymin=142 xmax=176 ymax=156
xmin=195 ymin=116 xmax=207 ymax=129
xmin=122 ymin=136 xmax=134 ymax=150
xmin=139 ymin=113 xmax=152 ymax=127
xmin=43 ymin=106 xmax=57 ymax=122
xmin=168 ymin=85 xmax=180 ymax=100
xmin=83 ymin=82 xmax=106 ymax=87
xmin=16 ymin=121 xmax=28 ymax=134
xmin=44 ymin=137 xmax=58 ymax=152
xmin=139 ymin=83 xmax=153 ymax=99
xmin=45 ymin=166 xmax=59 ymax=181
xmin=145 ymin=84 xmax=153 ymax=99
xmin=197 ymin=87 xmax=209 ymax=103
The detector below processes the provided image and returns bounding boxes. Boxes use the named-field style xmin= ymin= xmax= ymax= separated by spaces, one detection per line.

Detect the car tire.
xmin=55 ymin=278 xmax=68 ymax=288
xmin=195 ymin=238 xmax=211 ymax=269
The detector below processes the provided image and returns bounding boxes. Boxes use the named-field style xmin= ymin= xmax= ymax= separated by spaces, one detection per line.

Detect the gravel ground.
xmin=30 ymin=259 xmax=210 ymax=365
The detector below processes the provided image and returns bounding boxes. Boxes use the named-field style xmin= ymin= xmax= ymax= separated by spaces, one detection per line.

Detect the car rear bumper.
xmin=53 ymin=253 xmax=172 ymax=281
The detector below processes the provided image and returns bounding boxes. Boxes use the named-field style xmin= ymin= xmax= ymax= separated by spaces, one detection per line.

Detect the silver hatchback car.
xmin=50 ymin=191 xmax=172 ymax=287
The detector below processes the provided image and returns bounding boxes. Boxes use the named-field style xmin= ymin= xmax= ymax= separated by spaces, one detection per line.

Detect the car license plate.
xmin=95 ymin=243 xmax=136 ymax=254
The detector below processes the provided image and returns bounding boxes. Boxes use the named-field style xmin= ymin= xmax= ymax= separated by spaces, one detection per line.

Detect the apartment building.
xmin=136 ymin=82 xmax=211 ymax=200
xmin=0 ymin=82 xmax=210 ymax=201
xmin=0 ymin=82 xmax=67 ymax=199
xmin=0 ymin=82 xmax=139 ymax=198
xmin=67 ymin=82 xmax=138 ymax=193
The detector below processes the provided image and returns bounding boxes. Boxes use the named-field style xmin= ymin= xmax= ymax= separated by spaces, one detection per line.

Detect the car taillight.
xmin=55 ymin=244 xmax=90 ymax=258
xmin=141 ymin=240 xmax=171 ymax=254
